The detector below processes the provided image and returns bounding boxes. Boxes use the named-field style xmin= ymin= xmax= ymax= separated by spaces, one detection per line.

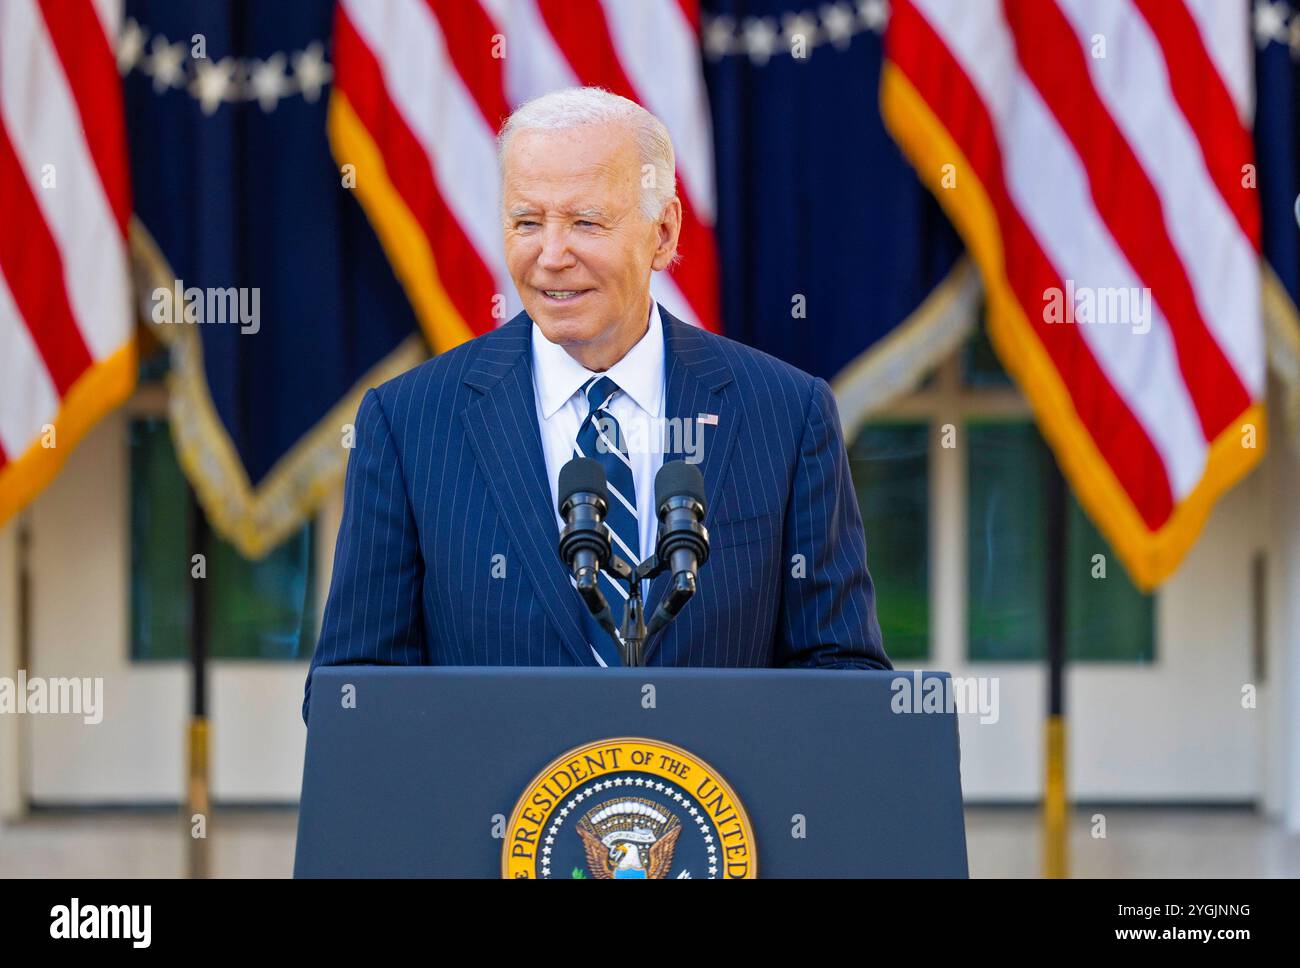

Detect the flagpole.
xmin=1043 ymin=447 xmax=1069 ymax=878
xmin=11 ymin=516 xmax=33 ymax=818
xmin=186 ymin=485 xmax=211 ymax=879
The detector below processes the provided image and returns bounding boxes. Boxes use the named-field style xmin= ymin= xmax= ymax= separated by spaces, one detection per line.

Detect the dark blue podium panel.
xmin=295 ymin=667 xmax=967 ymax=878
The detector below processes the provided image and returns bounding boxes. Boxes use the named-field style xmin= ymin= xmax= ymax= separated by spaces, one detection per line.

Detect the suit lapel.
xmin=642 ymin=310 xmax=742 ymax=662
xmin=460 ymin=314 xmax=593 ymax=666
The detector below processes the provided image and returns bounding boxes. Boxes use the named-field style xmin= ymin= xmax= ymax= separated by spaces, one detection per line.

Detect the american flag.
xmin=328 ymin=0 xmax=720 ymax=354
xmin=0 ymin=0 xmax=134 ymax=529
xmin=883 ymin=0 xmax=1266 ymax=590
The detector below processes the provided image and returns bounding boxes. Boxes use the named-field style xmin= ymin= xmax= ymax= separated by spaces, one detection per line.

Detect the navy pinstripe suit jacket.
xmin=302 ymin=308 xmax=890 ymax=722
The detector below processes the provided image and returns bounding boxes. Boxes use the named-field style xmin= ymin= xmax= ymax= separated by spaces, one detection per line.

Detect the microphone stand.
xmin=602 ymin=552 xmax=667 ymax=667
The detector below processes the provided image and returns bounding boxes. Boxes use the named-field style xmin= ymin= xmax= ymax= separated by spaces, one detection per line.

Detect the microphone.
xmin=646 ymin=460 xmax=709 ymax=636
xmin=557 ymin=458 xmax=619 ymax=639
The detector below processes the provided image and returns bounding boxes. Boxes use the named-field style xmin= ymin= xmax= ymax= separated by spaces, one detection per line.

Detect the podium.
xmin=295 ymin=666 xmax=968 ymax=878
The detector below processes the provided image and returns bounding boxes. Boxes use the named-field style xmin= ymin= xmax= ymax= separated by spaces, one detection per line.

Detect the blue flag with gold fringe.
xmin=122 ymin=0 xmax=422 ymax=557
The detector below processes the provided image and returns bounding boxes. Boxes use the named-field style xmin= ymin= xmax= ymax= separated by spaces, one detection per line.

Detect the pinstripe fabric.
xmin=303 ymin=308 xmax=891 ymax=723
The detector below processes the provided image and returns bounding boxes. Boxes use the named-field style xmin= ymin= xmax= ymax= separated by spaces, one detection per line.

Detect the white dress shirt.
xmin=531 ymin=300 xmax=667 ymax=579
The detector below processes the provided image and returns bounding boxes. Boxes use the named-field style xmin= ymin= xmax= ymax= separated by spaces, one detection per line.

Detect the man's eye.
xmin=516 ymin=220 xmax=539 ymax=229
xmin=576 ymin=220 xmax=597 ymax=227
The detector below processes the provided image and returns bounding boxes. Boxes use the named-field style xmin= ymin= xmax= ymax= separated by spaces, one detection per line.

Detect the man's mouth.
xmin=539 ymin=288 xmax=591 ymax=302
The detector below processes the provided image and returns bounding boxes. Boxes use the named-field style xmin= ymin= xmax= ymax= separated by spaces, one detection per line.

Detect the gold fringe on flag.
xmin=130 ymin=218 xmax=426 ymax=560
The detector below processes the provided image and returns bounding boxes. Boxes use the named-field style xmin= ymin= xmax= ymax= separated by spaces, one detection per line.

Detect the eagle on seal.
xmin=578 ymin=824 xmax=681 ymax=879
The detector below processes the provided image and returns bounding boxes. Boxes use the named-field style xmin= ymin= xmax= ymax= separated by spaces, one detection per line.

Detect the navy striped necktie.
xmin=574 ymin=375 xmax=638 ymax=666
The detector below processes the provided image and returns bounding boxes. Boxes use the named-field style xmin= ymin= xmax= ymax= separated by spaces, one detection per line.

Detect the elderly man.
xmin=302 ymin=87 xmax=889 ymax=722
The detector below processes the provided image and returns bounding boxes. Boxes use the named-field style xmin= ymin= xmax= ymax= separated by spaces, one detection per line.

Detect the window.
xmin=966 ymin=418 xmax=1155 ymax=662
xmin=966 ymin=420 xmax=1048 ymax=661
xmin=848 ymin=422 xmax=930 ymax=661
xmin=1064 ymin=493 xmax=1156 ymax=663
xmin=129 ymin=417 xmax=316 ymax=661
xmin=842 ymin=323 xmax=1155 ymax=666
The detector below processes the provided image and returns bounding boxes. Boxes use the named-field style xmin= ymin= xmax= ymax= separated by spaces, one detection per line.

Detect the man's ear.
xmin=650 ymin=196 xmax=683 ymax=271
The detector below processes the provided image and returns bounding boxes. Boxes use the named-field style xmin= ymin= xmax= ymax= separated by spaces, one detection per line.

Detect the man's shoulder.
xmin=368 ymin=313 xmax=532 ymax=414
xmin=662 ymin=310 xmax=822 ymax=408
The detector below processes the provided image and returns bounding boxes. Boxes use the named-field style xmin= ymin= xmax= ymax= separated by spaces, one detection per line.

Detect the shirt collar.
xmin=531 ymin=299 xmax=665 ymax=420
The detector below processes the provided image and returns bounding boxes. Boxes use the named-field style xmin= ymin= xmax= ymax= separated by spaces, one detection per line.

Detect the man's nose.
xmin=537 ymin=224 xmax=576 ymax=270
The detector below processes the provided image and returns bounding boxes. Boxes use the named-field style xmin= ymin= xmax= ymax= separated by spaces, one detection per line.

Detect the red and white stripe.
xmin=0 ymin=0 xmax=131 ymax=497
xmin=885 ymin=0 xmax=1263 ymax=581
xmin=333 ymin=0 xmax=718 ymax=335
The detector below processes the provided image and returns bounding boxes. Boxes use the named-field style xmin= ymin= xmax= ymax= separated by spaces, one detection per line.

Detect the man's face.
xmin=501 ymin=123 xmax=679 ymax=363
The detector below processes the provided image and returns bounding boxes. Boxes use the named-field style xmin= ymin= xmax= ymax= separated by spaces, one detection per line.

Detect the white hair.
xmin=497 ymin=86 xmax=677 ymax=221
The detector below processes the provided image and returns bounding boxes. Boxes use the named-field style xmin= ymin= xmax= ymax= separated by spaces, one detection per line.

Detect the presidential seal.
xmin=503 ymin=737 xmax=757 ymax=879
